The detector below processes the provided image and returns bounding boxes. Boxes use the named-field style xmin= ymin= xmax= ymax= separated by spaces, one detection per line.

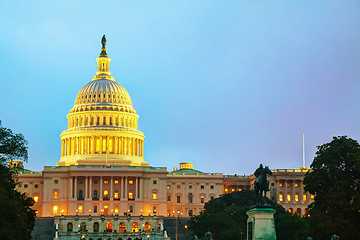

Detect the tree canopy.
xmin=189 ymin=190 xmax=308 ymax=240
xmin=303 ymin=136 xmax=360 ymax=240
xmin=0 ymin=121 xmax=36 ymax=240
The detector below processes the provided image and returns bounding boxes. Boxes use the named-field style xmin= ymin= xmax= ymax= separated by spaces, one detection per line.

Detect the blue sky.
xmin=0 ymin=1 xmax=359 ymax=174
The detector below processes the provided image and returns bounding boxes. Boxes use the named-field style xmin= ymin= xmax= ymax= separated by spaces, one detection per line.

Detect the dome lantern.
xmin=93 ymin=35 xmax=114 ymax=81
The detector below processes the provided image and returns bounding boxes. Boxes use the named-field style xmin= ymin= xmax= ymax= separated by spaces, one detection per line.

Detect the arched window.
xmin=144 ymin=222 xmax=151 ymax=232
xmin=119 ymin=222 xmax=125 ymax=232
xmin=93 ymin=222 xmax=99 ymax=232
xmin=67 ymin=222 xmax=73 ymax=232
xmin=188 ymin=193 xmax=193 ymax=203
xmin=106 ymin=222 xmax=112 ymax=232
xmin=296 ymin=208 xmax=302 ymax=216
xmin=78 ymin=190 xmax=83 ymax=200
xmin=80 ymin=222 xmax=86 ymax=232
xmin=93 ymin=190 xmax=98 ymax=200
xmin=132 ymin=222 xmax=138 ymax=232
xmin=288 ymin=208 xmax=294 ymax=214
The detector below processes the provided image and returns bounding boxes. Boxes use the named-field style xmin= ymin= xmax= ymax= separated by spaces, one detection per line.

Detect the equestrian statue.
xmin=254 ymin=164 xmax=272 ymax=206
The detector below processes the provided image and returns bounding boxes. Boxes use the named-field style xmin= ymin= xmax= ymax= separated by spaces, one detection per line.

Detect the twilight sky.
xmin=0 ymin=1 xmax=359 ymax=174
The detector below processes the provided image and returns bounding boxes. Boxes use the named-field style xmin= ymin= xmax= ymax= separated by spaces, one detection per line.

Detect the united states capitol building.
xmin=12 ymin=37 xmax=313 ymax=240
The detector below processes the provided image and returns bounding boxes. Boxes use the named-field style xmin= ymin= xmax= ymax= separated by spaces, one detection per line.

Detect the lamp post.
xmin=176 ymin=210 xmax=180 ymax=240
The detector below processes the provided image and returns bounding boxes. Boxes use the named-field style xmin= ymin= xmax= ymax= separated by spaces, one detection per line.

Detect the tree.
xmin=189 ymin=190 xmax=309 ymax=240
xmin=0 ymin=121 xmax=36 ymax=240
xmin=303 ymin=136 xmax=360 ymax=240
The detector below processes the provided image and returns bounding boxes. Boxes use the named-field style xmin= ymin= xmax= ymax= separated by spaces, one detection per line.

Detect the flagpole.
xmin=302 ymin=132 xmax=305 ymax=168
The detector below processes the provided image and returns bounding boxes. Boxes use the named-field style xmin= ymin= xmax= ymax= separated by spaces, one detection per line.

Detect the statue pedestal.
xmin=246 ymin=208 xmax=276 ymax=240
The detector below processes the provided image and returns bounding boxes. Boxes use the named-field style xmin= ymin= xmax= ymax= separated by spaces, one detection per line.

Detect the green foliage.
xmin=303 ymin=136 xmax=360 ymax=240
xmin=189 ymin=190 xmax=308 ymax=240
xmin=0 ymin=121 xmax=35 ymax=240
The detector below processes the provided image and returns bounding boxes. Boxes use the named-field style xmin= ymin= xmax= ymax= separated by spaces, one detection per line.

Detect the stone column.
xmin=135 ymin=177 xmax=139 ymax=199
xmin=100 ymin=177 xmax=103 ymax=200
xmin=110 ymin=176 xmax=113 ymax=200
xmin=70 ymin=177 xmax=73 ymax=199
xmin=124 ymin=177 xmax=128 ymax=199
xmin=284 ymin=181 xmax=288 ymax=203
xmin=139 ymin=177 xmax=143 ymax=199
xmin=74 ymin=177 xmax=77 ymax=199
xmin=85 ymin=176 xmax=88 ymax=199
xmin=121 ymin=176 xmax=124 ymax=199
xmin=89 ymin=177 xmax=92 ymax=199
xmin=61 ymin=140 xmax=64 ymax=157
xmin=100 ymin=136 xmax=103 ymax=154
xmin=300 ymin=181 xmax=304 ymax=204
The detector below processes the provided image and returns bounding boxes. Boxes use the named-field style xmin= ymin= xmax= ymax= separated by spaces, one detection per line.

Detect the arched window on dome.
xmin=97 ymin=117 xmax=100 ymax=125
xmin=103 ymin=117 xmax=106 ymax=125
xmin=109 ymin=117 xmax=112 ymax=125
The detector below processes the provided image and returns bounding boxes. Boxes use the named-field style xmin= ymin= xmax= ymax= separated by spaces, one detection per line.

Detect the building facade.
xmin=12 ymin=37 xmax=312 ymax=239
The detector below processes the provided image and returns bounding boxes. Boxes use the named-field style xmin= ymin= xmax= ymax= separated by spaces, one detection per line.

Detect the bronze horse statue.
xmin=254 ymin=164 xmax=272 ymax=206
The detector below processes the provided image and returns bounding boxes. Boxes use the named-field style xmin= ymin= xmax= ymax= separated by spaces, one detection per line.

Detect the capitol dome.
xmin=57 ymin=36 xmax=147 ymax=167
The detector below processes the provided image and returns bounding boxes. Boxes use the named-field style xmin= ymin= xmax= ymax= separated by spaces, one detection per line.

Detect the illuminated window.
xmin=54 ymin=191 xmax=58 ymax=200
xmin=200 ymin=196 xmax=205 ymax=204
xmin=53 ymin=205 xmax=58 ymax=214
xmin=33 ymin=196 xmax=39 ymax=203
xmin=167 ymin=196 xmax=171 ymax=203
xmin=303 ymin=194 xmax=307 ymax=202
xmin=132 ymin=222 xmax=138 ymax=232
xmin=153 ymin=192 xmax=157 ymax=200
xmin=225 ymin=188 xmax=229 ymax=192
xmin=119 ymin=222 xmax=125 ymax=232
xmin=287 ymin=194 xmax=291 ymax=201
xmin=295 ymin=194 xmax=299 ymax=202
xmin=129 ymin=180 xmax=134 ymax=184
xmin=78 ymin=205 xmax=83 ymax=213
xmin=129 ymin=191 xmax=133 ymax=199
xmin=115 ymin=208 xmax=118 ymax=214
xmin=231 ymin=188 xmax=235 ymax=192
xmin=287 ymin=183 xmax=290 ymax=187
xmin=238 ymin=189 xmax=242 ymax=191
xmin=177 ymin=185 xmax=180 ymax=189
xmin=279 ymin=183 xmax=283 ymax=187
xmin=311 ymin=195 xmax=315 ymax=200
xmin=114 ymin=180 xmax=119 ymax=184
xmin=153 ymin=206 xmax=157 ymax=213
xmin=279 ymin=194 xmax=283 ymax=201
xmin=106 ymin=222 xmax=112 ymax=232
xmin=104 ymin=190 xmax=108 ymax=199
xmin=288 ymin=208 xmax=294 ymax=214
xmin=104 ymin=180 xmax=108 ymax=184
xmin=167 ymin=185 xmax=171 ymax=189
xmin=114 ymin=192 xmax=119 ymax=199
xmin=295 ymin=183 xmax=298 ymax=187
xmin=145 ymin=222 xmax=151 ymax=232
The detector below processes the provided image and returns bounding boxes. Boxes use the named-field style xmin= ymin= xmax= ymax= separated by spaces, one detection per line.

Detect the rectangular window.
xmin=153 ymin=180 xmax=157 ymax=184
xmin=287 ymin=183 xmax=290 ymax=187
xmin=34 ymin=184 xmax=38 ymax=188
xmin=129 ymin=180 xmax=133 ymax=184
xmin=225 ymin=188 xmax=229 ymax=193
xmin=54 ymin=180 xmax=58 ymax=184
xmin=167 ymin=196 xmax=171 ymax=203
xmin=54 ymin=191 xmax=58 ymax=200
xmin=79 ymin=180 xmax=83 ymax=184
xmin=279 ymin=194 xmax=283 ymax=201
xmin=303 ymin=194 xmax=307 ymax=202
xmin=24 ymin=184 xmax=28 ymax=188
xmin=129 ymin=205 xmax=134 ymax=213
xmin=210 ymin=196 xmax=214 ymax=200
xmin=114 ymin=192 xmax=119 ymax=199
xmin=153 ymin=206 xmax=157 ymax=213
xmin=188 ymin=209 xmax=193 ymax=216
xmin=201 ymin=185 xmax=204 ymax=189
xmin=177 ymin=196 xmax=181 ymax=203
xmin=129 ymin=192 xmax=133 ymax=199
xmin=295 ymin=183 xmax=298 ymax=187
xmin=33 ymin=196 xmax=39 ymax=203
xmin=177 ymin=185 xmax=180 ymax=189
xmin=210 ymin=185 xmax=214 ymax=189
xmin=167 ymin=185 xmax=171 ymax=189
xmin=153 ymin=192 xmax=157 ymax=200
xmin=104 ymin=180 xmax=108 ymax=184
xmin=279 ymin=183 xmax=283 ymax=187
xmin=94 ymin=180 xmax=98 ymax=184
xmin=94 ymin=205 xmax=97 ymax=213
xmin=201 ymin=196 xmax=205 ymax=204
xmin=231 ymin=188 xmax=235 ymax=192
xmin=295 ymin=194 xmax=299 ymax=202
xmin=53 ymin=206 xmax=58 ymax=214
xmin=311 ymin=195 xmax=315 ymax=200
xmin=287 ymin=194 xmax=291 ymax=201
xmin=78 ymin=205 xmax=83 ymax=213
xmin=114 ymin=180 xmax=119 ymax=184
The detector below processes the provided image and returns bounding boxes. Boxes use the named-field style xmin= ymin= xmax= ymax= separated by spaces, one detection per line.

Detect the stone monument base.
xmin=246 ymin=207 xmax=276 ymax=240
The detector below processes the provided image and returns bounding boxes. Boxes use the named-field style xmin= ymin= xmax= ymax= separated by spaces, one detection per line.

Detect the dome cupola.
xmin=58 ymin=36 xmax=147 ymax=167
